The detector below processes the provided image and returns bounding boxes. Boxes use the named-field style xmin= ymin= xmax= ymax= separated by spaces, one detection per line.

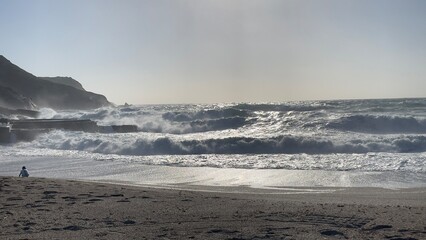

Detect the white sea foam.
xmin=2 ymin=99 xmax=426 ymax=175
xmin=1 ymin=155 xmax=425 ymax=189
xmin=2 ymin=143 xmax=426 ymax=172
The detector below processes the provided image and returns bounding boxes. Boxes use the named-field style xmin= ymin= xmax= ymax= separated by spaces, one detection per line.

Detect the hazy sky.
xmin=1 ymin=0 xmax=426 ymax=104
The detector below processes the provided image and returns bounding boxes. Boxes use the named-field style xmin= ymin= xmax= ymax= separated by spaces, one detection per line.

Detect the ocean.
xmin=1 ymin=98 xmax=426 ymax=190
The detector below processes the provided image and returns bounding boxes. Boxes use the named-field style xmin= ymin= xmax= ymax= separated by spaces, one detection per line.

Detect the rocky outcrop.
xmin=0 ymin=55 xmax=111 ymax=110
xmin=0 ymin=86 xmax=37 ymax=110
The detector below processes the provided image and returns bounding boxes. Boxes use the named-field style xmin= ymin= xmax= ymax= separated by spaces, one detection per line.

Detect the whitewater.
xmin=1 ymin=98 xmax=426 ymax=190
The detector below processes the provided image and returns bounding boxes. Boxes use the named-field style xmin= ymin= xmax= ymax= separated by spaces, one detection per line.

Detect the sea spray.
xmin=2 ymin=98 xmax=426 ymax=173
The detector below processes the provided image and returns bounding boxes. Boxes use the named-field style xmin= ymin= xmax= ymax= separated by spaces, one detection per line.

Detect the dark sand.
xmin=1 ymin=176 xmax=425 ymax=239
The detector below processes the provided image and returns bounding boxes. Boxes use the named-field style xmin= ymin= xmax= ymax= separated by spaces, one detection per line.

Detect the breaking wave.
xmin=233 ymin=103 xmax=329 ymax=112
xmin=162 ymin=108 xmax=250 ymax=122
xmin=40 ymin=106 xmax=253 ymax=134
xmin=140 ymin=117 xmax=251 ymax=134
xmin=27 ymin=131 xmax=426 ymax=156
xmin=328 ymin=115 xmax=426 ymax=134
xmin=7 ymin=99 xmax=426 ymax=172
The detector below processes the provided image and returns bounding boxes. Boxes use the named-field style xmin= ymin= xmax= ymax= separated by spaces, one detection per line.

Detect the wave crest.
xmin=233 ymin=103 xmax=328 ymax=112
xmin=28 ymin=131 xmax=426 ymax=156
xmin=327 ymin=115 xmax=426 ymax=134
xmin=162 ymin=108 xmax=249 ymax=122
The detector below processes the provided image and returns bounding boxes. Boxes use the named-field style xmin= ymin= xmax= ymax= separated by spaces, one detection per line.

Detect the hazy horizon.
xmin=1 ymin=0 xmax=426 ymax=105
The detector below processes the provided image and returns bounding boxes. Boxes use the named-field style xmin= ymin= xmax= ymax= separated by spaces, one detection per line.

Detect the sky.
xmin=1 ymin=0 xmax=426 ymax=104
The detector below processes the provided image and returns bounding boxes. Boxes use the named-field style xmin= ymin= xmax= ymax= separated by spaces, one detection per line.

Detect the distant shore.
xmin=1 ymin=176 xmax=425 ymax=239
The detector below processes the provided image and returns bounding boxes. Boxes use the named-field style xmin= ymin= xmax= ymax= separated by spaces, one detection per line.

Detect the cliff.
xmin=0 ymin=55 xmax=111 ymax=110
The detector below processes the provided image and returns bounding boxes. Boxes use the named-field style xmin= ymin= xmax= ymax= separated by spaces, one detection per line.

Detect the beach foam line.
xmin=79 ymin=178 xmax=343 ymax=195
xmin=1 ymin=156 xmax=426 ymax=191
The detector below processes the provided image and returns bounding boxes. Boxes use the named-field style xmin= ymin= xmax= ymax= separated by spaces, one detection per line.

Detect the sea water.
xmin=1 ymin=98 xmax=426 ymax=190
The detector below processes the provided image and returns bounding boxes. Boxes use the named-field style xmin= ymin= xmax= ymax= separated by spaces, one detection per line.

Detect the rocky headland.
xmin=0 ymin=55 xmax=110 ymax=113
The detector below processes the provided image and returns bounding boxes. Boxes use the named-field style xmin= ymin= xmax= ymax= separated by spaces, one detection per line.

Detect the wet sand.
xmin=1 ymin=176 xmax=425 ymax=239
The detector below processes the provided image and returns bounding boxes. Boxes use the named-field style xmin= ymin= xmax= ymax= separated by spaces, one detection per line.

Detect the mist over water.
xmin=3 ymin=98 xmax=426 ymax=173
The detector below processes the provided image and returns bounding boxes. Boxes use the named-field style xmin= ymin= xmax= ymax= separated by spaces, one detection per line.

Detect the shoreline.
xmin=1 ymin=156 xmax=426 ymax=190
xmin=1 ymin=176 xmax=425 ymax=239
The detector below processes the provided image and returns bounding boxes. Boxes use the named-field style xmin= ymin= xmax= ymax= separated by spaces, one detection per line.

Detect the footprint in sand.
xmin=95 ymin=232 xmax=108 ymax=237
xmin=123 ymin=220 xmax=136 ymax=225
xmin=207 ymin=229 xmax=240 ymax=234
xmin=78 ymin=193 xmax=92 ymax=197
xmin=42 ymin=191 xmax=58 ymax=200
xmin=368 ymin=224 xmax=392 ymax=230
xmin=320 ymin=229 xmax=346 ymax=238
xmin=62 ymin=196 xmax=77 ymax=201
xmin=63 ymin=225 xmax=83 ymax=231
xmin=94 ymin=194 xmax=110 ymax=198
xmin=111 ymin=194 xmax=124 ymax=197
xmin=36 ymin=208 xmax=50 ymax=212
xmin=24 ymin=203 xmax=43 ymax=208
xmin=43 ymin=191 xmax=59 ymax=194
xmin=6 ymin=197 xmax=24 ymax=201
xmin=88 ymin=198 xmax=103 ymax=202
xmin=4 ymin=203 xmax=18 ymax=207
xmin=24 ymin=222 xmax=36 ymax=227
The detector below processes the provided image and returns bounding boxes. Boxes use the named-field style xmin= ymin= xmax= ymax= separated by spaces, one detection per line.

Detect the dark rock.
xmin=0 ymin=86 xmax=37 ymax=110
xmin=0 ymin=106 xmax=40 ymax=118
xmin=0 ymin=55 xmax=111 ymax=110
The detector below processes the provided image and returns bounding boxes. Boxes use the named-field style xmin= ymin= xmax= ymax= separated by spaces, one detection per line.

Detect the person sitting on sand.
xmin=19 ymin=166 xmax=29 ymax=177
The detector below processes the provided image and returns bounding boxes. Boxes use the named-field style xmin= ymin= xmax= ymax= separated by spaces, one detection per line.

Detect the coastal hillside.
xmin=0 ymin=55 xmax=110 ymax=110
xmin=39 ymin=76 xmax=85 ymax=91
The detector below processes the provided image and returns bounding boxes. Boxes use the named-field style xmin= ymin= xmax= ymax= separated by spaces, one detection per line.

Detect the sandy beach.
xmin=0 ymin=176 xmax=425 ymax=239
